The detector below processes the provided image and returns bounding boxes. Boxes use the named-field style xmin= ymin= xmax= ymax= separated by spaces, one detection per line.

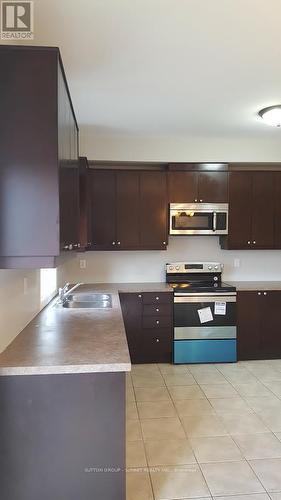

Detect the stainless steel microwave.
xmin=169 ymin=203 xmax=229 ymax=235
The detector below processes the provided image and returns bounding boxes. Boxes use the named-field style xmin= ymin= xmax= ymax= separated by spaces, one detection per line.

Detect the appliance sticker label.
xmin=214 ymin=301 xmax=226 ymax=315
xmin=198 ymin=307 xmax=213 ymax=324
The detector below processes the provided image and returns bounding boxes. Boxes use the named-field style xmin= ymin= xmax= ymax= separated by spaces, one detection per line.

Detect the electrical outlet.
xmin=23 ymin=277 xmax=28 ymax=295
xmin=80 ymin=259 xmax=86 ymax=269
xmin=234 ymin=258 xmax=240 ymax=268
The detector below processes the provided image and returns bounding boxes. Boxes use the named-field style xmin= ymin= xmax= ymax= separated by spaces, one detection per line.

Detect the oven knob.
xmin=208 ymin=265 xmax=212 ymax=270
xmin=169 ymin=266 xmax=174 ymax=271
xmin=214 ymin=265 xmax=218 ymax=270
xmin=175 ymin=266 xmax=180 ymax=271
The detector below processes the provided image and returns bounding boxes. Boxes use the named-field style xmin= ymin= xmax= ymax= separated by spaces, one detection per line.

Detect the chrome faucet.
xmin=58 ymin=282 xmax=70 ymax=303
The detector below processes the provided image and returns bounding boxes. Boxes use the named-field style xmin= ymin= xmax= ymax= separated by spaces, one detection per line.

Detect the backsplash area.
xmin=0 ymin=270 xmax=40 ymax=353
xmin=60 ymin=237 xmax=281 ymax=284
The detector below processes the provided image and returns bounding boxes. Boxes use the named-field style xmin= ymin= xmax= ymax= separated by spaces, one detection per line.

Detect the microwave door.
xmin=171 ymin=210 xmax=213 ymax=235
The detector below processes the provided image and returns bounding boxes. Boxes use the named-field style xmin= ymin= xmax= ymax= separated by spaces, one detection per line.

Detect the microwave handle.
xmin=213 ymin=212 xmax=217 ymax=232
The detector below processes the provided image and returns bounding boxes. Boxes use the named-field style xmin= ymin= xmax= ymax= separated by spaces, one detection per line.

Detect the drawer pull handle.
xmin=156 ymin=320 xmax=160 ymax=325
xmin=258 ymin=292 xmax=261 ymax=296
xmin=156 ymin=308 xmax=159 ymax=312
xmin=156 ymin=296 xmax=159 ymax=301
xmin=156 ymin=338 xmax=160 ymax=343
xmin=138 ymin=294 xmax=142 ymax=298
xmin=264 ymin=292 xmax=267 ymax=296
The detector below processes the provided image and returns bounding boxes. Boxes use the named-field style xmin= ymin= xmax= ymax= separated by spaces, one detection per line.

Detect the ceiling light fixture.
xmin=258 ymin=105 xmax=281 ymax=127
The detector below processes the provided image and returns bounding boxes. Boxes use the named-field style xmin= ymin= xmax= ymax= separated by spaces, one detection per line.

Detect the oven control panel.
xmin=166 ymin=262 xmax=223 ymax=274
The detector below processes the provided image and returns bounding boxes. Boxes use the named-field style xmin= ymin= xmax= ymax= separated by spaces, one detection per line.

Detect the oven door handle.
xmin=213 ymin=212 xmax=217 ymax=232
xmin=174 ymin=295 xmax=236 ymax=303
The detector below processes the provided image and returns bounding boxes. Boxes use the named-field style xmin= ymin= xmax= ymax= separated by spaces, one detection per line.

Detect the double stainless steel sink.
xmin=62 ymin=293 xmax=112 ymax=309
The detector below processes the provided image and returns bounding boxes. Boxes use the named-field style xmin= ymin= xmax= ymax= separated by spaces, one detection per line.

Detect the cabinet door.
xmin=59 ymin=166 xmax=80 ymax=250
xmin=260 ymin=291 xmax=281 ymax=358
xmin=225 ymin=172 xmax=252 ymax=249
xmin=198 ymin=172 xmax=228 ymax=203
xmin=252 ymin=172 xmax=275 ymax=248
xmin=119 ymin=293 xmax=143 ymax=364
xmin=88 ymin=170 xmax=116 ymax=249
xmin=168 ymin=171 xmax=198 ymax=203
xmin=237 ymin=291 xmax=261 ymax=360
xmin=139 ymin=172 xmax=168 ymax=249
xmin=116 ymin=171 xmax=140 ymax=249
xmin=274 ymin=173 xmax=281 ymax=248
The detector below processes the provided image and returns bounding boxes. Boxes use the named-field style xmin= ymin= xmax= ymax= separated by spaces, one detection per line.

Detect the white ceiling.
xmin=5 ymin=0 xmax=281 ymax=137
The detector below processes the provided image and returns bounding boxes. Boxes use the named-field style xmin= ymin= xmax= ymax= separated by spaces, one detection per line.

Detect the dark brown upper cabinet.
xmin=88 ymin=170 xmax=168 ymax=250
xmin=220 ymin=171 xmax=275 ymax=249
xmin=139 ymin=171 xmax=168 ymax=249
xmin=88 ymin=170 xmax=116 ymax=250
xmin=274 ymin=172 xmax=281 ymax=248
xmin=0 ymin=46 xmax=79 ymax=268
xmin=116 ymin=171 xmax=140 ymax=249
xmin=168 ymin=166 xmax=228 ymax=203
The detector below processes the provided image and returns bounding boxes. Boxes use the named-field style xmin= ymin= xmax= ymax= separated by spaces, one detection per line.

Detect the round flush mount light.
xmin=258 ymin=105 xmax=281 ymax=127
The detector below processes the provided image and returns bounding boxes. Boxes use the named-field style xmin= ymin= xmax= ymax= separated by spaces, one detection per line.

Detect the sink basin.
xmin=63 ymin=293 xmax=112 ymax=309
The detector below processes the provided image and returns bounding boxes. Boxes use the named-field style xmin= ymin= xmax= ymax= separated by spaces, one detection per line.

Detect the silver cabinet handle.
xmin=156 ymin=308 xmax=159 ymax=312
xmin=253 ymin=241 xmax=256 ymax=245
xmin=258 ymin=292 xmax=261 ymax=295
xmin=156 ymin=320 xmax=160 ymax=325
xmin=199 ymin=199 xmax=203 ymax=202
xmin=247 ymin=241 xmax=251 ymax=245
xmin=264 ymin=292 xmax=267 ymax=295
xmin=117 ymin=241 xmax=121 ymax=245
xmin=68 ymin=244 xmax=73 ymax=250
xmin=112 ymin=241 xmax=116 ymax=245
xmin=138 ymin=294 xmax=142 ymax=298
xmin=156 ymin=296 xmax=159 ymax=300
xmin=163 ymin=241 xmax=166 ymax=245
xmin=194 ymin=198 xmax=198 ymax=202
xmin=156 ymin=338 xmax=160 ymax=343
xmin=63 ymin=245 xmax=69 ymax=250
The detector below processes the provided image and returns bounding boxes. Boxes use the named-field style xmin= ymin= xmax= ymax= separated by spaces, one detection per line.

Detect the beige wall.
xmin=0 ymin=270 xmax=40 ymax=353
xmin=80 ymin=128 xmax=281 ymax=162
xmin=59 ymin=237 xmax=281 ymax=285
xmin=0 ymin=266 xmax=66 ymax=353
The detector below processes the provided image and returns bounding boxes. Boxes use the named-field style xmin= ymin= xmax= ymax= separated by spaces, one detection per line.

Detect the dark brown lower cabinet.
xmin=237 ymin=290 xmax=281 ymax=360
xmin=0 ymin=372 xmax=125 ymax=500
xmin=119 ymin=292 xmax=173 ymax=364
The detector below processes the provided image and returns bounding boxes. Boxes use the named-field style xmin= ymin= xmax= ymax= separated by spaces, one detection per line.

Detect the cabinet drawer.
xmin=142 ymin=292 xmax=172 ymax=305
xmin=143 ymin=304 xmax=172 ymax=316
xmin=141 ymin=330 xmax=172 ymax=363
xmin=142 ymin=316 xmax=172 ymax=329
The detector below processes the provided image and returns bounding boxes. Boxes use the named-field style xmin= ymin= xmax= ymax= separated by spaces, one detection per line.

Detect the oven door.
xmin=169 ymin=203 xmax=228 ymax=235
xmin=174 ymin=294 xmax=236 ymax=340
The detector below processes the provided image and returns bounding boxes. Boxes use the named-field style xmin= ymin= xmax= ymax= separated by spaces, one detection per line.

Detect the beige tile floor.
xmin=126 ymin=360 xmax=281 ymax=500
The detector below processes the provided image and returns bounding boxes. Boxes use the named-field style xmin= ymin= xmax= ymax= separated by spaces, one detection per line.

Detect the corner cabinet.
xmin=0 ymin=46 xmax=79 ymax=268
xmin=237 ymin=290 xmax=281 ymax=360
xmin=88 ymin=170 xmax=168 ymax=250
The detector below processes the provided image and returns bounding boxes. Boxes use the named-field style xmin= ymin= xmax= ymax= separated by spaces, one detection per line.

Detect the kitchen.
xmin=2 ymin=1 xmax=281 ymax=500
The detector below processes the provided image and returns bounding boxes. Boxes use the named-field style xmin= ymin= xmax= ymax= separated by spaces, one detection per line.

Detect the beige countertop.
xmin=227 ymin=281 xmax=281 ymax=291
xmin=0 ymin=284 xmax=133 ymax=377
xmin=3 ymin=279 xmax=281 ymax=376
xmin=0 ymin=282 xmax=173 ymax=377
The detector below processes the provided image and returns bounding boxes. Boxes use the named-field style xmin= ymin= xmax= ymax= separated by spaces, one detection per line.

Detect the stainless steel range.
xmin=166 ymin=262 xmax=237 ymax=364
